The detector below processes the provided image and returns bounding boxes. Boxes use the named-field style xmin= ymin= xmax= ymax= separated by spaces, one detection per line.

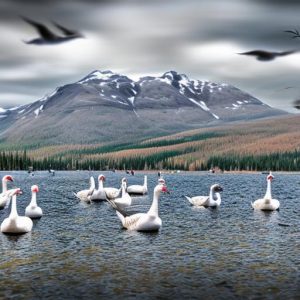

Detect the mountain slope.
xmin=0 ymin=70 xmax=285 ymax=146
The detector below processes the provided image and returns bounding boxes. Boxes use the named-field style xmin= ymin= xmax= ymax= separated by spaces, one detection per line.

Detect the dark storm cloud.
xmin=0 ymin=0 xmax=300 ymax=112
xmin=255 ymin=0 xmax=300 ymax=6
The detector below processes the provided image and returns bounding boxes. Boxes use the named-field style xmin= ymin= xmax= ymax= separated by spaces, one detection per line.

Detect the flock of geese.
xmin=0 ymin=172 xmax=279 ymax=234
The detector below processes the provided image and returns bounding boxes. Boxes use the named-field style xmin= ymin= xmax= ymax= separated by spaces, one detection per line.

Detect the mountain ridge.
xmin=0 ymin=70 xmax=286 ymax=146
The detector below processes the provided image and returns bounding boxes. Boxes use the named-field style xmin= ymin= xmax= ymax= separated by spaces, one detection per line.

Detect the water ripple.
xmin=0 ymin=171 xmax=299 ymax=299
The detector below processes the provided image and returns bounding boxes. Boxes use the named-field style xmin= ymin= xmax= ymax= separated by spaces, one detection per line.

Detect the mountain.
xmin=0 ymin=70 xmax=285 ymax=146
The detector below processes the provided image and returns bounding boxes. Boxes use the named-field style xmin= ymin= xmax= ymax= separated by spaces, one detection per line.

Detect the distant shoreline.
xmin=2 ymin=170 xmax=300 ymax=175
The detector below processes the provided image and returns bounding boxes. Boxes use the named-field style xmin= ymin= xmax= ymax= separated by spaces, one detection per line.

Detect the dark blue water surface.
xmin=0 ymin=171 xmax=299 ymax=300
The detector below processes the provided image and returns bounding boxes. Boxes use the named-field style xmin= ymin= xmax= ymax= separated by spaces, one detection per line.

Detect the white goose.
xmin=127 ymin=175 xmax=148 ymax=195
xmin=74 ymin=176 xmax=95 ymax=203
xmin=185 ymin=184 xmax=223 ymax=208
xmin=102 ymin=176 xmax=121 ymax=200
xmin=112 ymin=178 xmax=132 ymax=209
xmin=1 ymin=189 xmax=33 ymax=234
xmin=252 ymin=172 xmax=280 ymax=211
xmin=113 ymin=179 xmax=169 ymax=231
xmin=25 ymin=185 xmax=43 ymax=219
xmin=90 ymin=174 xmax=107 ymax=201
xmin=0 ymin=175 xmax=15 ymax=209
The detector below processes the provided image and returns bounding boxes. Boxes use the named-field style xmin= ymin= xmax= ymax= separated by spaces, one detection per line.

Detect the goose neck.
xmin=30 ymin=192 xmax=37 ymax=207
xmin=98 ymin=180 xmax=104 ymax=190
xmin=148 ymin=190 xmax=160 ymax=217
xmin=9 ymin=195 xmax=18 ymax=220
xmin=209 ymin=186 xmax=214 ymax=200
xmin=215 ymin=193 xmax=221 ymax=206
xmin=264 ymin=179 xmax=272 ymax=199
xmin=2 ymin=179 xmax=7 ymax=193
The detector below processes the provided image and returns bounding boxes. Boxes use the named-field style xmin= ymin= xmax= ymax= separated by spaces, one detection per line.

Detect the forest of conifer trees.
xmin=0 ymin=149 xmax=299 ymax=171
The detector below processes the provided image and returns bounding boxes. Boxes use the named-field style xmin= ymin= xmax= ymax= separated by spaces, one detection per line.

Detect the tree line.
xmin=0 ymin=150 xmax=299 ymax=171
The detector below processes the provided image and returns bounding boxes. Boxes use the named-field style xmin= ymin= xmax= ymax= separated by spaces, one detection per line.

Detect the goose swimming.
xmin=1 ymin=189 xmax=33 ymax=234
xmin=185 ymin=184 xmax=223 ymax=208
xmin=251 ymin=172 xmax=280 ymax=211
xmin=111 ymin=178 xmax=169 ymax=231
xmin=112 ymin=178 xmax=132 ymax=209
xmin=127 ymin=175 xmax=148 ymax=195
xmin=90 ymin=174 xmax=107 ymax=201
xmin=0 ymin=175 xmax=15 ymax=209
xmin=25 ymin=185 xmax=43 ymax=219
xmin=74 ymin=176 xmax=95 ymax=203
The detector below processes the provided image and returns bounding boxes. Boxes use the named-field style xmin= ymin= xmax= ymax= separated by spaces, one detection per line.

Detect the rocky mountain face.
xmin=0 ymin=70 xmax=285 ymax=146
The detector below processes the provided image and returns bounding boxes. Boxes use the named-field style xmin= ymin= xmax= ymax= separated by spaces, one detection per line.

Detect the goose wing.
xmin=21 ymin=16 xmax=59 ymax=40
xmin=119 ymin=212 xmax=145 ymax=230
xmin=190 ymin=196 xmax=209 ymax=207
xmin=52 ymin=22 xmax=81 ymax=36
xmin=104 ymin=187 xmax=121 ymax=199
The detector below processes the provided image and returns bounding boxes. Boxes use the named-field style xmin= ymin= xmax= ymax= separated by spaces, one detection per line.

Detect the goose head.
xmin=3 ymin=175 xmax=13 ymax=183
xmin=121 ymin=177 xmax=127 ymax=188
xmin=155 ymin=179 xmax=169 ymax=194
xmin=98 ymin=174 xmax=106 ymax=182
xmin=158 ymin=178 xmax=165 ymax=185
xmin=31 ymin=185 xmax=39 ymax=193
xmin=211 ymin=184 xmax=223 ymax=193
xmin=267 ymin=172 xmax=274 ymax=181
xmin=13 ymin=188 xmax=23 ymax=196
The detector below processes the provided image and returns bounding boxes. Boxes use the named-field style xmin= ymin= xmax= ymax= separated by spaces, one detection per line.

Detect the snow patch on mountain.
xmin=34 ymin=105 xmax=44 ymax=117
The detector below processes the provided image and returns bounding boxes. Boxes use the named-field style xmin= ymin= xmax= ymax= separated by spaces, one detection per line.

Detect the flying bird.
xmin=21 ymin=16 xmax=84 ymax=45
xmin=238 ymin=50 xmax=296 ymax=61
xmin=284 ymin=29 xmax=300 ymax=39
xmin=293 ymin=99 xmax=300 ymax=109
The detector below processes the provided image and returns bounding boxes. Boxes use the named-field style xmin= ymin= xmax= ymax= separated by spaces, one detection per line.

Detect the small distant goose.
xmin=74 ymin=176 xmax=95 ymax=203
xmin=252 ymin=172 xmax=280 ymax=211
xmin=185 ymin=184 xmax=223 ymax=208
xmin=127 ymin=175 xmax=148 ymax=195
xmin=1 ymin=189 xmax=33 ymax=234
xmin=112 ymin=178 xmax=132 ymax=209
xmin=238 ymin=50 xmax=296 ymax=61
xmin=111 ymin=179 xmax=169 ymax=231
xmin=90 ymin=174 xmax=107 ymax=201
xmin=25 ymin=185 xmax=43 ymax=219
xmin=0 ymin=175 xmax=16 ymax=209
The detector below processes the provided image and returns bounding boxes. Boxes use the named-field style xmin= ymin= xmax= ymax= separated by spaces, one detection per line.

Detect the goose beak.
xmin=16 ymin=188 xmax=23 ymax=195
xmin=162 ymin=185 xmax=170 ymax=194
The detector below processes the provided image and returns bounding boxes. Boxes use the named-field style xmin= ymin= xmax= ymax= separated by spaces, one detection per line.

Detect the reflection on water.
xmin=0 ymin=171 xmax=299 ymax=299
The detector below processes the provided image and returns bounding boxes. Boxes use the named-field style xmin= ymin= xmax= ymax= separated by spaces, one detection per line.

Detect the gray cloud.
xmin=1 ymin=0 xmax=300 ymax=112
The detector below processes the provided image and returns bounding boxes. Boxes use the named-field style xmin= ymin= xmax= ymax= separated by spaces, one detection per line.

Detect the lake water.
xmin=0 ymin=171 xmax=299 ymax=300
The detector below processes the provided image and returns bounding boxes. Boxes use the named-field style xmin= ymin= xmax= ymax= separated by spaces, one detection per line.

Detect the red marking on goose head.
xmin=31 ymin=185 xmax=39 ymax=193
xmin=4 ymin=175 xmax=13 ymax=182
xmin=99 ymin=175 xmax=105 ymax=181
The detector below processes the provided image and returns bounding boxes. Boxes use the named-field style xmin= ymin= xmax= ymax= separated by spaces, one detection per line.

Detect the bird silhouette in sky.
xmin=293 ymin=99 xmax=300 ymax=110
xmin=284 ymin=29 xmax=300 ymax=39
xmin=21 ymin=16 xmax=84 ymax=45
xmin=238 ymin=50 xmax=296 ymax=61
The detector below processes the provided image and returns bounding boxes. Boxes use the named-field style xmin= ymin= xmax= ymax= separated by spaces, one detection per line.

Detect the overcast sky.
xmin=1 ymin=0 xmax=300 ymax=112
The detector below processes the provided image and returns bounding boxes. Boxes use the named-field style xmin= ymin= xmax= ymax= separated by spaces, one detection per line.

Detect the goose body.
xmin=25 ymin=185 xmax=43 ymax=219
xmin=74 ymin=176 xmax=95 ymax=203
xmin=1 ymin=189 xmax=33 ymax=234
xmin=252 ymin=172 xmax=280 ymax=211
xmin=90 ymin=174 xmax=107 ymax=201
xmin=0 ymin=175 xmax=15 ymax=209
xmin=114 ymin=180 xmax=168 ymax=231
xmin=185 ymin=184 xmax=223 ymax=208
xmin=127 ymin=175 xmax=148 ymax=195
xmin=112 ymin=178 xmax=132 ymax=209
